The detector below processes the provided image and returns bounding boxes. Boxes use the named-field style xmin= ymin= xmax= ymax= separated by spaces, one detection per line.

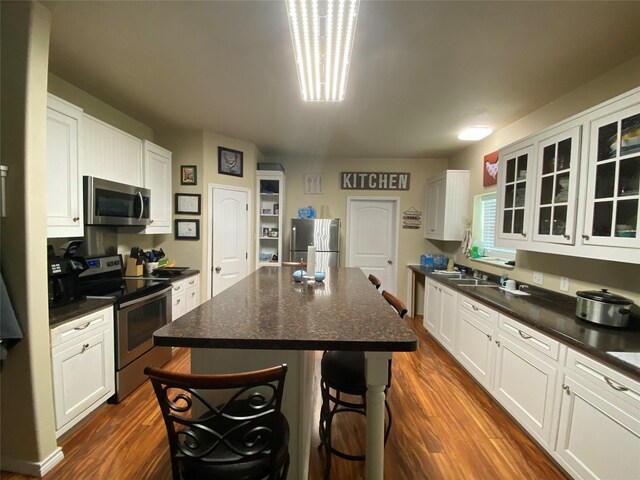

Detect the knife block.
xmin=125 ymin=258 xmax=143 ymax=277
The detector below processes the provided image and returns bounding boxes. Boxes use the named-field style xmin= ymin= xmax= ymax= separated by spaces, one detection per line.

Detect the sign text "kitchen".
xmin=341 ymin=172 xmax=411 ymax=191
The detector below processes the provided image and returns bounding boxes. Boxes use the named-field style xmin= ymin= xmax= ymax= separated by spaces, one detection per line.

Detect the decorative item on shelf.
xmin=175 ymin=193 xmax=201 ymax=214
xmin=218 ymin=146 xmax=243 ymax=177
xmin=262 ymin=227 xmax=269 ymax=237
xmin=259 ymin=252 xmax=271 ymax=261
xmin=269 ymin=228 xmax=279 ymax=238
xmin=262 ymin=208 xmax=272 ymax=215
xmin=273 ymin=203 xmax=279 ymax=215
xmin=175 ymin=219 xmax=200 ymax=240
xmin=180 ymin=165 xmax=197 ymax=185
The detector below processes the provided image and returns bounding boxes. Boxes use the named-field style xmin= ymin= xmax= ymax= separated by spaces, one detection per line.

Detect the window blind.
xmin=480 ymin=195 xmax=515 ymax=259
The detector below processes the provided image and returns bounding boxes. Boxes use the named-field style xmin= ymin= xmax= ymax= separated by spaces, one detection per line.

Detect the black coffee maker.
xmin=47 ymin=241 xmax=89 ymax=308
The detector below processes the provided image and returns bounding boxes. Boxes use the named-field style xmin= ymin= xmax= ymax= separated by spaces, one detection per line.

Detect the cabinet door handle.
xmin=605 ymin=376 xmax=629 ymax=392
xmin=174 ymin=286 xmax=181 ymax=291
xmin=472 ymin=305 xmax=479 ymax=311
xmin=487 ymin=334 xmax=492 ymax=341
xmin=73 ymin=216 xmax=80 ymax=222
xmin=582 ymin=234 xmax=590 ymax=240
xmin=74 ymin=322 xmax=91 ymax=331
xmin=495 ymin=340 xmax=501 ymax=347
xmin=149 ymin=219 xmax=154 ymax=224
xmin=563 ymin=234 xmax=570 ymax=240
xmin=189 ymin=280 xmax=195 ymax=285
xmin=176 ymin=299 xmax=181 ymax=304
xmin=81 ymin=343 xmax=90 ymax=353
xmin=562 ymin=384 xmax=571 ymax=395
xmin=521 ymin=232 xmax=527 ymax=238
xmin=518 ymin=330 xmax=532 ymax=340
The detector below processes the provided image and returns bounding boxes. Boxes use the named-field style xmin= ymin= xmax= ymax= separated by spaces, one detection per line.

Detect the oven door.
xmin=115 ymin=286 xmax=171 ymax=370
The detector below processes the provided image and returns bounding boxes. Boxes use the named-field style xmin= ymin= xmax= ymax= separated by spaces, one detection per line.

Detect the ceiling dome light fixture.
xmin=458 ymin=127 xmax=493 ymax=141
xmin=286 ymin=0 xmax=360 ymax=102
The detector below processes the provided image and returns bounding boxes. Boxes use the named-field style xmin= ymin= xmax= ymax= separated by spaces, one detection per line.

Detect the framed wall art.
xmin=483 ymin=151 xmax=499 ymax=187
xmin=218 ymin=147 xmax=244 ymax=177
xmin=181 ymin=165 xmax=197 ymax=185
xmin=175 ymin=193 xmax=201 ymax=215
xmin=175 ymin=219 xmax=200 ymax=240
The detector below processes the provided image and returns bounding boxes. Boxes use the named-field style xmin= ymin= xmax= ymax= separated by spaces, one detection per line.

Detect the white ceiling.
xmin=46 ymin=1 xmax=640 ymax=159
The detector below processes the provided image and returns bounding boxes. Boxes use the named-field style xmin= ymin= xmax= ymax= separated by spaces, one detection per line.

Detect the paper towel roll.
xmin=307 ymin=246 xmax=316 ymax=276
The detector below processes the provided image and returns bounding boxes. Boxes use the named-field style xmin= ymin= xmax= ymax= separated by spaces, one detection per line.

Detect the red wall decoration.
xmin=483 ymin=150 xmax=499 ymax=187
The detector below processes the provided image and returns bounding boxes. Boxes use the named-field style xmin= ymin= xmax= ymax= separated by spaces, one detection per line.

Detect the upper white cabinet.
xmin=424 ymin=170 xmax=470 ymax=241
xmin=583 ymin=100 xmax=640 ymax=249
xmin=496 ymin=87 xmax=640 ymax=263
xmin=81 ymin=113 xmax=143 ymax=187
xmin=47 ymin=94 xmax=84 ymax=238
xmin=256 ymin=171 xmax=285 ymax=267
xmin=143 ymin=140 xmax=172 ymax=234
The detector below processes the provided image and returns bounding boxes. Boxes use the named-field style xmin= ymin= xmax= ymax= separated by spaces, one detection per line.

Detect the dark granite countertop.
xmin=408 ymin=265 xmax=640 ymax=379
xmin=154 ymin=267 xmax=418 ymax=352
xmin=49 ymin=298 xmax=115 ymax=329
xmin=124 ymin=269 xmax=200 ymax=283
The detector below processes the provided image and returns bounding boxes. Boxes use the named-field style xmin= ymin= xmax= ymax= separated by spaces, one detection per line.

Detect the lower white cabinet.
xmin=554 ymin=350 xmax=640 ymax=480
xmin=423 ymin=278 xmax=458 ymax=354
xmin=171 ymin=274 xmax=200 ymax=322
xmin=50 ymin=306 xmax=115 ymax=437
xmin=456 ymin=308 xmax=495 ymax=389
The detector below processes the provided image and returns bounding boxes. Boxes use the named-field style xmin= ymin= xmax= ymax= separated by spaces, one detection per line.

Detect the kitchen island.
xmin=153 ymin=266 xmax=418 ymax=480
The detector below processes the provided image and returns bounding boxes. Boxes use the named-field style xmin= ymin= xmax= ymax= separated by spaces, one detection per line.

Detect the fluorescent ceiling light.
xmin=458 ymin=127 xmax=493 ymax=141
xmin=286 ymin=0 xmax=360 ymax=102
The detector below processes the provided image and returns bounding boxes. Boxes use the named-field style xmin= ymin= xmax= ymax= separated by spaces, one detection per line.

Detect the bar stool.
xmin=318 ymin=291 xmax=407 ymax=479
xmin=145 ymin=364 xmax=290 ymax=480
xmin=368 ymin=274 xmax=381 ymax=290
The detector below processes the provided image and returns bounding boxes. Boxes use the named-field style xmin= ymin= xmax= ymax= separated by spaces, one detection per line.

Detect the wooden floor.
xmin=1 ymin=317 xmax=567 ymax=480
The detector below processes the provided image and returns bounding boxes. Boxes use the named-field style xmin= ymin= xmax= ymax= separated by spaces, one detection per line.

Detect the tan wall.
xmin=0 ymin=0 xmax=59 ymax=470
xmin=272 ymin=157 xmax=449 ymax=301
xmin=48 ymin=73 xmax=154 ymax=140
xmin=445 ymin=54 xmax=640 ymax=304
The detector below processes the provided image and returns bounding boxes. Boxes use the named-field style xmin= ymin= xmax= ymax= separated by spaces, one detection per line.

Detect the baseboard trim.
xmin=1 ymin=447 xmax=64 ymax=477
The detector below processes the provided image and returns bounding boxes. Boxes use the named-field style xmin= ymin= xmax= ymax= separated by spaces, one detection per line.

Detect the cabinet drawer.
xmin=565 ymin=349 xmax=640 ymax=411
xmin=498 ymin=314 xmax=560 ymax=361
xmin=458 ymin=294 xmax=498 ymax=324
xmin=50 ymin=306 xmax=113 ymax=348
xmin=171 ymin=278 xmax=187 ymax=294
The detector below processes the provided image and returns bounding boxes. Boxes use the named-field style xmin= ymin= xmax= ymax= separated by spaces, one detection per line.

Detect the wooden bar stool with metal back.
xmin=318 ymin=290 xmax=407 ymax=479
xmin=367 ymin=274 xmax=382 ymax=290
xmin=145 ymin=364 xmax=290 ymax=480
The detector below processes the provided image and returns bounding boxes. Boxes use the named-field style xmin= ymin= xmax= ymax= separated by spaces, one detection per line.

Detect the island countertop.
xmin=154 ymin=266 xmax=418 ymax=352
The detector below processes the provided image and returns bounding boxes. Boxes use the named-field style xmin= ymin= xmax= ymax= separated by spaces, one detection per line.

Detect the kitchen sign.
xmin=341 ymin=172 xmax=411 ymax=190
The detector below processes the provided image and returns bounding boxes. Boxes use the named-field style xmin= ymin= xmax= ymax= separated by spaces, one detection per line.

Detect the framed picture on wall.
xmin=181 ymin=165 xmax=197 ymax=185
xmin=175 ymin=193 xmax=201 ymax=215
xmin=175 ymin=219 xmax=200 ymax=240
xmin=218 ymin=147 xmax=243 ymax=177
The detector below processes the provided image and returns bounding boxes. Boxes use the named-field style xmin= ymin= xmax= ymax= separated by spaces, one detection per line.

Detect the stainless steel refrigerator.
xmin=289 ymin=219 xmax=340 ymax=270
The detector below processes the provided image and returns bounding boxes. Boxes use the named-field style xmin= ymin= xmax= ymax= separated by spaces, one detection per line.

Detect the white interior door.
xmin=346 ymin=197 xmax=399 ymax=293
xmin=210 ymin=186 xmax=249 ymax=298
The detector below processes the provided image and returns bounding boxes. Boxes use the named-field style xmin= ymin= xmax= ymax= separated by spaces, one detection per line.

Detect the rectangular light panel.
xmin=286 ymin=0 xmax=360 ymax=102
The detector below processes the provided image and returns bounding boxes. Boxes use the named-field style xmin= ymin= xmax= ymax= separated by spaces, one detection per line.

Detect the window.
xmin=473 ymin=193 xmax=516 ymax=261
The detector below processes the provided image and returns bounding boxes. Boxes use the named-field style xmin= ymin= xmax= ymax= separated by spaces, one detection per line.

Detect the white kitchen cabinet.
xmin=143 ymin=140 xmax=172 ymax=234
xmin=555 ymin=361 xmax=640 ymax=480
xmin=582 ymin=98 xmax=640 ymax=249
xmin=455 ymin=307 xmax=496 ymax=389
xmin=171 ymin=274 xmax=200 ymax=321
xmin=256 ymin=171 xmax=285 ymax=267
xmin=50 ymin=306 xmax=115 ymax=437
xmin=532 ymin=124 xmax=582 ymax=245
xmin=423 ymin=278 xmax=458 ymax=354
xmin=496 ymin=140 xmax=536 ymax=242
xmin=47 ymin=94 xmax=84 ymax=238
xmin=495 ymin=87 xmax=640 ymax=263
xmin=423 ymin=170 xmax=470 ymax=241
xmin=493 ymin=315 xmax=562 ymax=448
xmin=81 ymin=113 xmax=143 ymax=187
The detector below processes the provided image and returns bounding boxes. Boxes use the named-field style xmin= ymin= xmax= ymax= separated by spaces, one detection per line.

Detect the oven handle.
xmin=137 ymin=191 xmax=144 ymax=220
xmin=118 ymin=286 xmax=171 ymax=309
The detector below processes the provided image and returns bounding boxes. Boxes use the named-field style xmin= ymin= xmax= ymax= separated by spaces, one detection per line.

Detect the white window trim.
xmin=472 ymin=192 xmax=516 ymax=263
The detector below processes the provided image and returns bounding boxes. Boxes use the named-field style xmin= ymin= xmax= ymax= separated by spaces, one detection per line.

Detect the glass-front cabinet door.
xmin=532 ymin=125 xmax=581 ymax=245
xmin=497 ymin=142 xmax=535 ymax=241
xmin=583 ymin=105 xmax=640 ymax=248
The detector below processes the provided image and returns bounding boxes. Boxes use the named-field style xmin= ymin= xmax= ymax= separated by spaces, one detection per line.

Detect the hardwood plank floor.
xmin=1 ymin=317 xmax=567 ymax=479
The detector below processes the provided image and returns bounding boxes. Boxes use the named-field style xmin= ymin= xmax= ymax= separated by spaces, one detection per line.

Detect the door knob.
xmin=215 ymin=266 xmax=221 ymax=273
xmin=387 ymin=260 xmax=393 ymax=265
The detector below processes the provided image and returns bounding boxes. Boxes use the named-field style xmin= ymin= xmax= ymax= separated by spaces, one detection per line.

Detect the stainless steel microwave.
xmin=84 ymin=176 xmax=151 ymax=226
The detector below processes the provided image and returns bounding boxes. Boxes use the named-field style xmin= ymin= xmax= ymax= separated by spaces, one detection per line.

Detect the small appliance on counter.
xmin=47 ymin=241 xmax=89 ymax=308
xmin=576 ymin=289 xmax=634 ymax=328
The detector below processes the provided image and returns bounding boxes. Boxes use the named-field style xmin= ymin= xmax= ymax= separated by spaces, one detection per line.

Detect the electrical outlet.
xmin=533 ymin=271 xmax=544 ymax=285
xmin=560 ymin=277 xmax=570 ymax=292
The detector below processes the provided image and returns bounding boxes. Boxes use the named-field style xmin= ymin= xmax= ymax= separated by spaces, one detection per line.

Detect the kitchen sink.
xmin=432 ymin=272 xmax=465 ymax=279
xmin=449 ymin=278 xmax=499 ymax=287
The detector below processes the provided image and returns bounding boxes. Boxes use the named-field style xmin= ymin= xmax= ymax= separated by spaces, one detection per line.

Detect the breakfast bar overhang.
xmin=153 ymin=266 xmax=418 ymax=479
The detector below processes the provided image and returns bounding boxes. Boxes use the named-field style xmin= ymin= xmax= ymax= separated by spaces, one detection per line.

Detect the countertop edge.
xmin=49 ymin=298 xmax=115 ymax=328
